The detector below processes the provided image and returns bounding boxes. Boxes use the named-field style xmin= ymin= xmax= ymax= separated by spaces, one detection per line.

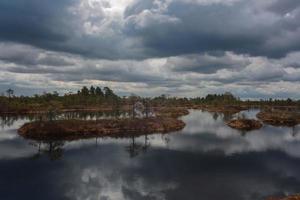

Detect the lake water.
xmin=1 ymin=110 xmax=300 ymax=200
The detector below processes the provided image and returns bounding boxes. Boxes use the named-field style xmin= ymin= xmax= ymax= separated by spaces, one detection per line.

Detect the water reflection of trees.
xmin=124 ymin=134 xmax=172 ymax=158
xmin=30 ymin=141 xmax=65 ymax=161
xmin=0 ymin=114 xmax=40 ymax=128
xmin=47 ymin=111 xmax=130 ymax=121
xmin=125 ymin=134 xmax=152 ymax=158
xmin=0 ymin=115 xmax=19 ymax=128
xmin=126 ymin=136 xmax=143 ymax=158
xmin=223 ymin=113 xmax=235 ymax=122
xmin=291 ymin=126 xmax=299 ymax=137
xmin=30 ymin=134 xmax=155 ymax=160
xmin=28 ymin=131 xmax=172 ymax=160
xmin=162 ymin=134 xmax=171 ymax=147
xmin=0 ymin=111 xmax=131 ymax=128
xmin=48 ymin=111 xmax=118 ymax=120
xmin=212 ymin=113 xmax=219 ymax=121
xmin=209 ymin=112 xmax=234 ymax=122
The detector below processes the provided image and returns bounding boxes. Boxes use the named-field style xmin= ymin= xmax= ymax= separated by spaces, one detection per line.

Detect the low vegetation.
xmin=1 ymin=86 xmax=300 ymax=116
xmin=3 ymin=86 xmax=300 ymax=141
xmin=257 ymin=110 xmax=300 ymax=127
xmin=0 ymin=87 xmax=297 ymax=112
xmin=266 ymin=194 xmax=300 ymax=200
xmin=227 ymin=119 xmax=262 ymax=131
xmin=18 ymin=117 xmax=186 ymax=141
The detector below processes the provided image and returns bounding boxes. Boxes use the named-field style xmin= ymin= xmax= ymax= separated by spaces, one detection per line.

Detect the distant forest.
xmin=0 ymin=86 xmax=299 ymax=114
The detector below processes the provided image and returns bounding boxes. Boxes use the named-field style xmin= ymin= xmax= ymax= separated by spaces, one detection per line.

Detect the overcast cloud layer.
xmin=1 ymin=0 xmax=300 ymax=98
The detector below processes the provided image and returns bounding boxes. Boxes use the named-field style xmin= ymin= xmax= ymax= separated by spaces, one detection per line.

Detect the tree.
xmin=81 ymin=86 xmax=89 ymax=96
xmin=6 ymin=88 xmax=14 ymax=98
xmin=90 ymin=86 xmax=95 ymax=95
xmin=129 ymin=94 xmax=139 ymax=118
xmin=95 ymin=87 xmax=104 ymax=97
xmin=287 ymin=98 xmax=293 ymax=103
xmin=104 ymin=87 xmax=115 ymax=99
xmin=113 ymin=98 xmax=121 ymax=118
xmin=53 ymin=91 xmax=59 ymax=97
xmin=143 ymin=98 xmax=151 ymax=118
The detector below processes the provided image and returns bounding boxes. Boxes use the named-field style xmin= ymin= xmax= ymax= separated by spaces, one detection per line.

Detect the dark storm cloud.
xmin=1 ymin=0 xmax=300 ymax=60
xmin=125 ymin=0 xmax=300 ymax=58
xmin=0 ymin=45 xmax=73 ymax=67
xmin=167 ymin=53 xmax=250 ymax=74
xmin=289 ymin=63 xmax=300 ymax=68
xmin=0 ymin=0 xmax=140 ymax=60
xmin=267 ymin=0 xmax=300 ymax=14
xmin=0 ymin=0 xmax=75 ymax=46
xmin=49 ymin=67 xmax=165 ymax=83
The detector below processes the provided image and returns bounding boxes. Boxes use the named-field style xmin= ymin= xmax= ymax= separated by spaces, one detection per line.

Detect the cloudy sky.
xmin=1 ymin=0 xmax=300 ymax=98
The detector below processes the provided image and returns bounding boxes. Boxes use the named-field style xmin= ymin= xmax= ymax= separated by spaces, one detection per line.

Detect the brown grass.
xmin=257 ymin=110 xmax=300 ymax=127
xmin=18 ymin=117 xmax=186 ymax=141
xmin=227 ymin=119 xmax=262 ymax=131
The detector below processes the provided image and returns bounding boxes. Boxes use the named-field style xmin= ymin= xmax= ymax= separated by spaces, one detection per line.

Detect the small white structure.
xmin=133 ymin=101 xmax=155 ymax=118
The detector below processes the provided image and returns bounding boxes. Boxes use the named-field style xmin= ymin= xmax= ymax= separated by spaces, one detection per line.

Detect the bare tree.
xmin=6 ymin=88 xmax=14 ymax=98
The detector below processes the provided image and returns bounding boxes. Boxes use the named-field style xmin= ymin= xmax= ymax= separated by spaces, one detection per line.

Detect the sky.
xmin=0 ymin=0 xmax=300 ymax=99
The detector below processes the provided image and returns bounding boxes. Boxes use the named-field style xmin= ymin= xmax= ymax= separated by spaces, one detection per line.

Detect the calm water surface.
xmin=1 ymin=110 xmax=300 ymax=200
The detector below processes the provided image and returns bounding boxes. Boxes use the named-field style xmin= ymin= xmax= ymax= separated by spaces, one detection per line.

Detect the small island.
xmin=257 ymin=110 xmax=300 ymax=127
xmin=18 ymin=117 xmax=186 ymax=141
xmin=266 ymin=194 xmax=300 ymax=200
xmin=227 ymin=119 xmax=262 ymax=131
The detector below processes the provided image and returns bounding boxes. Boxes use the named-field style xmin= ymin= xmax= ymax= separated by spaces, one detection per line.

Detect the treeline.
xmin=189 ymin=92 xmax=240 ymax=105
xmin=0 ymin=86 xmax=121 ymax=113
xmin=65 ymin=86 xmax=120 ymax=106
xmin=1 ymin=86 xmax=300 ymax=113
xmin=243 ymin=98 xmax=299 ymax=107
